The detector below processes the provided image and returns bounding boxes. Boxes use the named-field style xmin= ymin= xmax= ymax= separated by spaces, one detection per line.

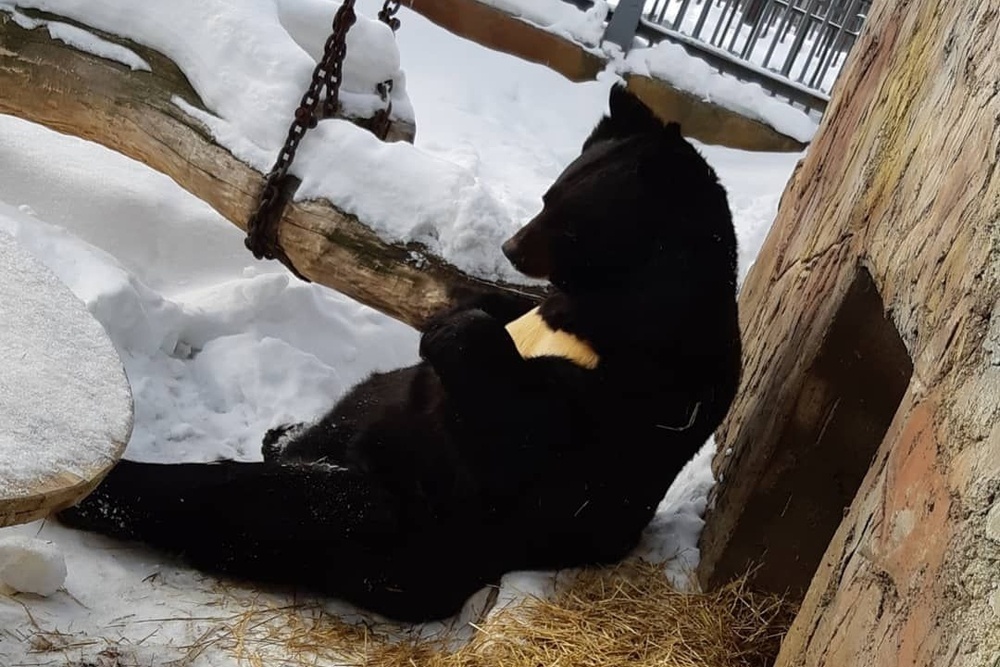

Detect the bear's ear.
xmin=581 ymin=83 xmax=665 ymax=151
xmin=608 ymin=83 xmax=662 ymax=131
xmin=663 ymin=121 xmax=684 ymax=141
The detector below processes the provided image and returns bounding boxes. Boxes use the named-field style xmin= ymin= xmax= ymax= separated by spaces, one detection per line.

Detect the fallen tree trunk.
xmin=0 ymin=8 xmax=542 ymax=330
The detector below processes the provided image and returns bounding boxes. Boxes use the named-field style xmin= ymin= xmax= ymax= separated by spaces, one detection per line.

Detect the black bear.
xmin=59 ymin=83 xmax=741 ymax=622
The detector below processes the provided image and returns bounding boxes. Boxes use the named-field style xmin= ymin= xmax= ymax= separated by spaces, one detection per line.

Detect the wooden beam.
xmin=404 ymin=0 xmax=606 ymax=83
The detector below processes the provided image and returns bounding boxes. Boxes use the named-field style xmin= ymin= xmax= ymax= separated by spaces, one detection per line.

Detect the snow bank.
xmin=0 ymin=202 xmax=418 ymax=465
xmin=479 ymin=0 xmax=610 ymax=49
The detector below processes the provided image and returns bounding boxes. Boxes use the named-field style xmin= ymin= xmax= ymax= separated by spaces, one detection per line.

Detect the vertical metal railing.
xmin=604 ymin=0 xmax=870 ymax=111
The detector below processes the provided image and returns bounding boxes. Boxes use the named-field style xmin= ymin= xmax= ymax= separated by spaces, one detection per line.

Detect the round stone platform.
xmin=0 ymin=230 xmax=132 ymax=527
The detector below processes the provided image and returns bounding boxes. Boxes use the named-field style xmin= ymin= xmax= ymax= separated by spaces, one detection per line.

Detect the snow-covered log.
xmin=0 ymin=7 xmax=540 ymax=330
xmin=406 ymin=0 xmax=607 ymax=83
xmin=405 ymin=0 xmax=813 ymax=151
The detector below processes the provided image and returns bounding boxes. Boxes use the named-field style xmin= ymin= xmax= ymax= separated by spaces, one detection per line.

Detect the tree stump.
xmin=697 ymin=0 xmax=1000 ymax=664
xmin=0 ymin=229 xmax=133 ymax=527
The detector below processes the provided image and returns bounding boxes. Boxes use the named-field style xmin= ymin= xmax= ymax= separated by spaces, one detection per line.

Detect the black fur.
xmin=58 ymin=83 xmax=741 ymax=622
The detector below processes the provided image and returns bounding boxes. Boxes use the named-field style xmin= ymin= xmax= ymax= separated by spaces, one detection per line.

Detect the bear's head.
xmin=501 ymin=83 xmax=735 ymax=294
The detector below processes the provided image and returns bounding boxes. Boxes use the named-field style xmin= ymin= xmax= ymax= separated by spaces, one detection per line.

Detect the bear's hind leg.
xmin=58 ymin=459 xmax=486 ymax=621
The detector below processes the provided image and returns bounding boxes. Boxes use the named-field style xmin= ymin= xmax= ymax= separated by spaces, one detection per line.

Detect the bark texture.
xmin=698 ymin=1 xmax=1000 ymax=664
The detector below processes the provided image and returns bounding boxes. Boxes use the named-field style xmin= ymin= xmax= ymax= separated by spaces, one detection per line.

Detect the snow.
xmin=0 ymin=199 xmax=418 ymax=465
xmin=0 ymin=224 xmax=132 ymax=497
xmin=0 ymin=536 xmax=67 ymax=596
xmin=479 ymin=0 xmax=611 ymax=48
xmin=0 ymin=0 xmax=802 ymax=663
xmin=46 ymin=21 xmax=152 ymax=71
xmin=7 ymin=0 xmax=414 ymax=143
xmin=0 ymin=4 xmax=151 ymax=70
xmin=638 ymin=440 xmax=717 ymax=587
xmin=2 ymin=3 xmax=38 ymax=29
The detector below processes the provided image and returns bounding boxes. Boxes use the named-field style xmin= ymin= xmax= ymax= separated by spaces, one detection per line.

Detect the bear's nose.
xmin=501 ymin=238 xmax=518 ymax=262
xmin=501 ymin=233 xmax=551 ymax=279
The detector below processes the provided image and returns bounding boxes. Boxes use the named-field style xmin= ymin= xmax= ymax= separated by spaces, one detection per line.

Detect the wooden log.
xmin=405 ymin=0 xmax=606 ymax=83
xmin=697 ymin=0 xmax=1000 ymax=664
xmin=624 ymin=73 xmax=807 ymax=153
xmin=0 ymin=8 xmax=541 ymax=330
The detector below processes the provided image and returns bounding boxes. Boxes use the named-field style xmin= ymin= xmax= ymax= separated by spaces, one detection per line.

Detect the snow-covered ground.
xmin=0 ymin=0 xmax=802 ymax=664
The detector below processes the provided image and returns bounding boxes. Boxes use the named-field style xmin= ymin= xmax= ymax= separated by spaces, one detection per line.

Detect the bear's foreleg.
xmin=428 ymin=286 xmax=542 ymax=327
xmin=419 ymin=309 xmax=526 ymax=395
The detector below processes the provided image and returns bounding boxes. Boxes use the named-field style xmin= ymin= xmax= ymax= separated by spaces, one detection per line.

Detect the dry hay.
xmin=209 ymin=559 xmax=796 ymax=667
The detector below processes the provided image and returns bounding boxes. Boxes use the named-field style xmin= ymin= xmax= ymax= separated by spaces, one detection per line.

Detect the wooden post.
xmin=604 ymin=0 xmax=644 ymax=53
xmin=698 ymin=0 xmax=1000 ymax=664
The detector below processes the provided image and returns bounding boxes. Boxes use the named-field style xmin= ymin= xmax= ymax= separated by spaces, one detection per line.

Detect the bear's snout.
xmin=502 ymin=225 xmax=552 ymax=279
xmin=500 ymin=237 xmax=517 ymax=261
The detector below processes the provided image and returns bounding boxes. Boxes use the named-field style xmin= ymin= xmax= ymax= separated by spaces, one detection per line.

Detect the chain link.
xmin=246 ymin=0 xmax=404 ymax=276
xmin=378 ymin=1 xmax=402 ymax=31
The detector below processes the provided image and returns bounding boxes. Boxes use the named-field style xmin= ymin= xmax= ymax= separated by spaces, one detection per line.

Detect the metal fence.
xmin=599 ymin=0 xmax=871 ymax=113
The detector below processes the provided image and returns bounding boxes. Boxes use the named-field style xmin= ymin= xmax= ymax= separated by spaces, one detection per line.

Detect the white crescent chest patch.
xmin=504 ymin=307 xmax=600 ymax=369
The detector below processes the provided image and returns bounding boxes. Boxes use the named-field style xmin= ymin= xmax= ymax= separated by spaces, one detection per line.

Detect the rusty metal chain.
xmin=246 ymin=0 xmax=404 ymax=276
xmin=369 ymin=2 xmax=403 ymax=139
xmin=378 ymin=0 xmax=402 ymax=31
